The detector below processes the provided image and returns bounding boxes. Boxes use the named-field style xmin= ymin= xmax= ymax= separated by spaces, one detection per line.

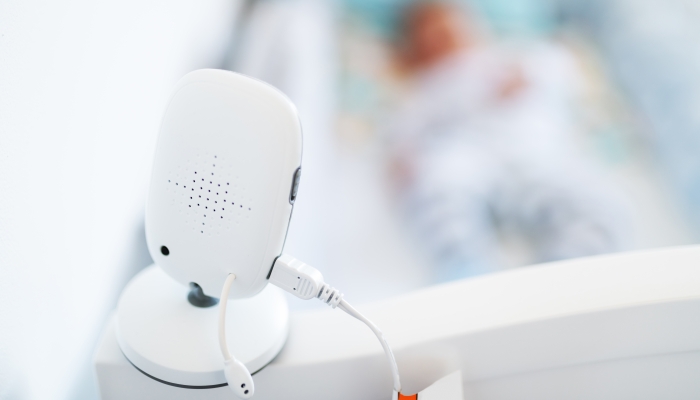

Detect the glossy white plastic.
xmin=145 ymin=69 xmax=302 ymax=299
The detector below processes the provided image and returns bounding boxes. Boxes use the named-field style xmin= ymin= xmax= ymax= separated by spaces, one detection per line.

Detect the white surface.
xmin=96 ymin=246 xmax=700 ymax=399
xmin=97 ymin=318 xmax=234 ymax=400
xmin=146 ymin=69 xmax=302 ymax=299
xmin=0 ymin=2 xmax=238 ymax=399
xmin=116 ymin=266 xmax=288 ymax=387
xmin=419 ymin=371 xmax=463 ymax=400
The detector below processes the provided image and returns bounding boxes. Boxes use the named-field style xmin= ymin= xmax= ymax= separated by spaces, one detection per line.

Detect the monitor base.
xmin=115 ymin=265 xmax=288 ymax=388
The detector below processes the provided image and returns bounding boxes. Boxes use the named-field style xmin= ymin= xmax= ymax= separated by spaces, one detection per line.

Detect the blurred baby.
xmin=387 ymin=1 xmax=632 ymax=281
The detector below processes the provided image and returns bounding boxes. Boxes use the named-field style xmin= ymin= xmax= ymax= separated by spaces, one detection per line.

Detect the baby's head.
xmin=398 ymin=1 xmax=474 ymax=70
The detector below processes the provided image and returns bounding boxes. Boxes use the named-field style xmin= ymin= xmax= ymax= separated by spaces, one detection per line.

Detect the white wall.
xmin=0 ymin=1 xmax=237 ymax=399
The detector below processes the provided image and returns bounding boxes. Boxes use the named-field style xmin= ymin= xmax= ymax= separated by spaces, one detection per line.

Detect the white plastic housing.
xmin=269 ymin=254 xmax=325 ymax=300
xmin=145 ymin=69 xmax=302 ymax=299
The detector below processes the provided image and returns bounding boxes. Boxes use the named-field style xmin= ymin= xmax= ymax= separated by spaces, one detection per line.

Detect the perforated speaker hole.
xmin=168 ymin=154 xmax=253 ymax=235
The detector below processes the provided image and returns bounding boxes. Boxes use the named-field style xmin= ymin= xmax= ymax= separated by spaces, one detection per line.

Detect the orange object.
xmin=398 ymin=393 xmax=418 ymax=400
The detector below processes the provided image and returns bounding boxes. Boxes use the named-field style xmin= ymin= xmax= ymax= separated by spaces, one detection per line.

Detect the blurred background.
xmin=1 ymin=0 xmax=700 ymax=399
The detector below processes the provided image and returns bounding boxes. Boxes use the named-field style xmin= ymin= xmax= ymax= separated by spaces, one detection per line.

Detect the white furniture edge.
xmin=96 ymin=245 xmax=700 ymax=399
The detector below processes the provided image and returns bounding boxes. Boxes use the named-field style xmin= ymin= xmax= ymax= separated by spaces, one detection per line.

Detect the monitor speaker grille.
xmin=165 ymin=153 xmax=253 ymax=236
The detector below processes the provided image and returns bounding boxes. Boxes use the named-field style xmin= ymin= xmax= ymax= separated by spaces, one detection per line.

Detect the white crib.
xmin=95 ymin=245 xmax=700 ymax=399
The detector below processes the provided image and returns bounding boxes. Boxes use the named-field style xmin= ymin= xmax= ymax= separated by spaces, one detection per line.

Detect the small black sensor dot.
xmin=221 ymin=216 xmax=223 ymax=219
xmin=195 ymin=172 xmax=197 ymax=174
xmin=160 ymin=246 xmax=169 ymax=256
xmin=175 ymin=183 xmax=178 ymax=185
xmin=227 ymin=183 xmax=230 ymax=185
xmin=244 ymin=390 xmax=249 ymax=394
xmin=241 ymin=384 xmax=245 ymax=388
xmin=168 ymin=180 xmax=171 ymax=182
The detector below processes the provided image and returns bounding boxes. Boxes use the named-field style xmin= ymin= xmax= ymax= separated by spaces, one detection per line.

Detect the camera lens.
xmin=160 ymin=246 xmax=170 ymax=256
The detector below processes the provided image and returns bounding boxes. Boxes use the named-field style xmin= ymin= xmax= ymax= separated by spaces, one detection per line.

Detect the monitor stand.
xmin=115 ymin=265 xmax=289 ymax=388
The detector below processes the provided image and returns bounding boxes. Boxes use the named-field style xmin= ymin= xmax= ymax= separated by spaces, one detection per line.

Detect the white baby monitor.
xmin=116 ymin=69 xmax=301 ymax=393
xmin=117 ymin=69 xmax=401 ymax=398
xmin=145 ymin=68 xmax=302 ymax=299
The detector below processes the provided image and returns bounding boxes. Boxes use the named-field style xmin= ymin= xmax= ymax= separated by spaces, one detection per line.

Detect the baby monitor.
xmin=117 ymin=69 xmax=402 ymax=399
xmin=145 ymin=69 xmax=302 ymax=299
xmin=116 ymin=70 xmax=299 ymax=394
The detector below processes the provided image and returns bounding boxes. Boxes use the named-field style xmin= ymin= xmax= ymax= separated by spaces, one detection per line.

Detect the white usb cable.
xmin=218 ymin=256 xmax=403 ymax=399
xmin=219 ymin=274 xmax=255 ymax=398
xmin=269 ymin=254 xmax=403 ymax=397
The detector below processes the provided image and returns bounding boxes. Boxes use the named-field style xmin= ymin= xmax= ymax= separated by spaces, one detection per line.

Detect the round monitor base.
xmin=116 ymin=265 xmax=288 ymax=387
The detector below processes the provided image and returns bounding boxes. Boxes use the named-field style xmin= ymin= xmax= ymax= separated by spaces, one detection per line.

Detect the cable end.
xmin=270 ymin=255 xmax=343 ymax=307
xmin=269 ymin=255 xmax=328 ymax=299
